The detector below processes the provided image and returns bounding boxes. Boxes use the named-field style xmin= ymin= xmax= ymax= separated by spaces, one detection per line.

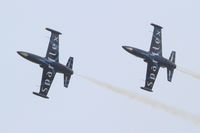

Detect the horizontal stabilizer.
xmin=33 ymin=92 xmax=49 ymax=99
xmin=167 ymin=51 xmax=176 ymax=82
xmin=64 ymin=57 xmax=74 ymax=88
xmin=167 ymin=69 xmax=174 ymax=82
xmin=140 ymin=87 xmax=153 ymax=92
xmin=64 ymin=74 xmax=71 ymax=88
xmin=46 ymin=28 xmax=62 ymax=35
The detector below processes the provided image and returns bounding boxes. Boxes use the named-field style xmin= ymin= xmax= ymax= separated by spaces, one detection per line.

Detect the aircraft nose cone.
xmin=17 ymin=51 xmax=29 ymax=58
xmin=17 ymin=51 xmax=23 ymax=56
xmin=122 ymin=46 xmax=134 ymax=53
xmin=122 ymin=46 xmax=126 ymax=49
xmin=122 ymin=46 xmax=129 ymax=51
xmin=17 ymin=51 xmax=21 ymax=55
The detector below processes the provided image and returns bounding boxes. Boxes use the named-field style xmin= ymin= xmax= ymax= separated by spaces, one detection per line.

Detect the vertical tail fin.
xmin=167 ymin=51 xmax=176 ymax=82
xmin=64 ymin=57 xmax=74 ymax=88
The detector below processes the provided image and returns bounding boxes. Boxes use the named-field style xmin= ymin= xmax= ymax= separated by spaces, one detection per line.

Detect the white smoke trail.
xmin=77 ymin=74 xmax=200 ymax=126
xmin=177 ymin=66 xmax=200 ymax=80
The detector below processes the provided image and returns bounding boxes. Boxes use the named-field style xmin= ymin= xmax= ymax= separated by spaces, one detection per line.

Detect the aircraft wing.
xmin=149 ymin=23 xmax=163 ymax=56
xmin=33 ymin=67 xmax=56 ymax=99
xmin=141 ymin=62 xmax=160 ymax=92
xmin=45 ymin=28 xmax=62 ymax=62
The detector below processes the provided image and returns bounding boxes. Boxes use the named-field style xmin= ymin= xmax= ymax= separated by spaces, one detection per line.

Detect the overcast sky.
xmin=1 ymin=0 xmax=200 ymax=132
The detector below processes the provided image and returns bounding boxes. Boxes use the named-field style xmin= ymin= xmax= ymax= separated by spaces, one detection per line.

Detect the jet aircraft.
xmin=122 ymin=23 xmax=176 ymax=92
xmin=17 ymin=28 xmax=74 ymax=99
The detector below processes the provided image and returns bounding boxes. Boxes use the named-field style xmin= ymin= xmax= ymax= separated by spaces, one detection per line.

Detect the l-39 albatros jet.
xmin=17 ymin=28 xmax=74 ymax=99
xmin=122 ymin=23 xmax=176 ymax=92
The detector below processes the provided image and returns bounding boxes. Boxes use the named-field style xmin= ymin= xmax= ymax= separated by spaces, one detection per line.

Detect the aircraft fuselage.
xmin=17 ymin=51 xmax=73 ymax=75
xmin=122 ymin=46 xmax=176 ymax=69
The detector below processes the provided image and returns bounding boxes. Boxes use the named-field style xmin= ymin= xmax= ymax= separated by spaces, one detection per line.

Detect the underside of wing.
xmin=33 ymin=66 xmax=56 ymax=99
xmin=141 ymin=62 xmax=160 ymax=92
xmin=149 ymin=23 xmax=163 ymax=56
xmin=45 ymin=28 xmax=61 ymax=62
